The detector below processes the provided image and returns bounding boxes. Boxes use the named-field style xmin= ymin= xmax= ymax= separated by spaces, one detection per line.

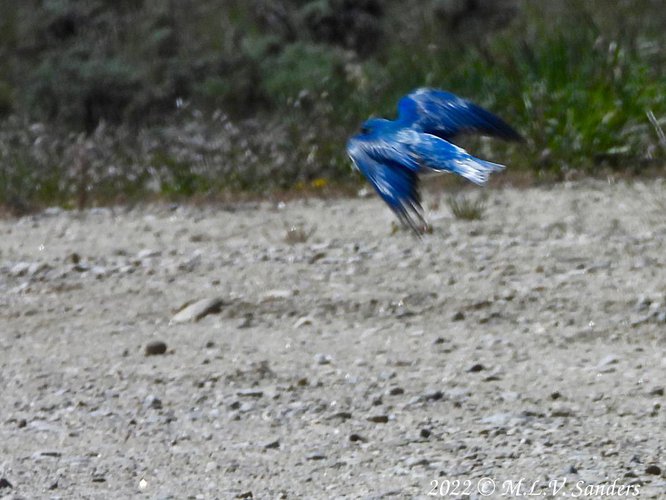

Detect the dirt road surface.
xmin=1 ymin=180 xmax=665 ymax=499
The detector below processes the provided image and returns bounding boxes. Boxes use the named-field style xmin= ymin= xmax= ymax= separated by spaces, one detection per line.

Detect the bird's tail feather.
xmin=412 ymin=133 xmax=505 ymax=186
xmin=450 ymin=157 xmax=505 ymax=186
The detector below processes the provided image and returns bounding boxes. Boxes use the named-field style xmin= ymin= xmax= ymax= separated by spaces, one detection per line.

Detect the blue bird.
xmin=347 ymin=88 xmax=522 ymax=234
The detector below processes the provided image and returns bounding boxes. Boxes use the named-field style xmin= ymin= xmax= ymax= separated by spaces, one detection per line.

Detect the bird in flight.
xmin=347 ymin=88 xmax=523 ymax=234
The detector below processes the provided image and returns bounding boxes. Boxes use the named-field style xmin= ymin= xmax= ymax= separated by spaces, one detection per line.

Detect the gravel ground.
xmin=1 ymin=180 xmax=665 ymax=499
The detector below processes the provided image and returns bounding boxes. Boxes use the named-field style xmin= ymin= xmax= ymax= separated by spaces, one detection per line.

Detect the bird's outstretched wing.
xmin=347 ymin=135 xmax=426 ymax=234
xmin=397 ymin=88 xmax=524 ymax=143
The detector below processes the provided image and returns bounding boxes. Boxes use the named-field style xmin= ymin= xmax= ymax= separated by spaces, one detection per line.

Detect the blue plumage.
xmin=397 ymin=88 xmax=523 ymax=142
xmin=347 ymin=88 xmax=522 ymax=234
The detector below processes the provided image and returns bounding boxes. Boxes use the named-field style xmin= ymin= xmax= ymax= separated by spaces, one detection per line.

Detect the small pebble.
xmin=144 ymin=395 xmax=163 ymax=410
xmin=406 ymin=457 xmax=429 ymax=467
xmin=237 ymin=389 xmax=264 ymax=398
xmin=238 ymin=314 xmax=253 ymax=329
xmin=367 ymin=415 xmax=389 ymax=423
xmin=171 ymin=298 xmax=225 ymax=323
xmin=349 ymin=433 xmax=366 ymax=442
xmin=314 ymin=353 xmax=333 ymax=365
xmin=550 ymin=406 xmax=576 ymax=417
xmin=597 ymin=354 xmax=620 ymax=368
xmin=239 ymin=402 xmax=255 ymax=413
xmin=328 ymin=411 xmax=352 ymax=420
xmin=145 ymin=341 xmax=167 ymax=356
xmin=645 ymin=465 xmax=661 ymax=475
xmin=423 ymin=390 xmax=443 ymax=401
xmin=468 ymin=363 xmax=485 ymax=372
xmin=10 ymin=262 xmax=31 ymax=277
xmin=136 ymin=249 xmax=160 ymax=260
xmin=293 ymin=316 xmax=314 ymax=328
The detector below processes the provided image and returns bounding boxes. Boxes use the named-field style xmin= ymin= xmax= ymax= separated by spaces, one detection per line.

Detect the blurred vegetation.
xmin=0 ymin=0 xmax=664 ymax=210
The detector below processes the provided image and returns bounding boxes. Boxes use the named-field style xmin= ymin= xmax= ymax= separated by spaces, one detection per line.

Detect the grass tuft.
xmin=448 ymin=194 xmax=487 ymax=221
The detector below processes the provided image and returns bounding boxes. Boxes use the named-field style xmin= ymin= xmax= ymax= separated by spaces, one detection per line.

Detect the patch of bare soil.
xmin=1 ymin=180 xmax=665 ymax=498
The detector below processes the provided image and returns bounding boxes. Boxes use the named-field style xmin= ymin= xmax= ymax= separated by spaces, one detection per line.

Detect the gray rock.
xmin=145 ymin=341 xmax=167 ymax=356
xmin=306 ymin=451 xmax=326 ymax=461
xmin=73 ymin=262 xmax=90 ymax=272
xmin=262 ymin=289 xmax=293 ymax=300
xmin=236 ymin=389 xmax=263 ymax=398
xmin=28 ymin=262 xmax=51 ymax=276
xmin=293 ymin=316 xmax=315 ymax=328
xmin=635 ymin=295 xmax=651 ymax=311
xmin=645 ymin=465 xmax=661 ymax=475
xmin=550 ymin=405 xmax=576 ymax=417
xmin=480 ymin=413 xmax=514 ymax=426
xmin=239 ymin=401 xmax=255 ymax=413
xmin=314 ymin=353 xmax=333 ymax=365
xmin=597 ymin=354 xmax=620 ymax=368
xmin=144 ymin=395 xmax=163 ymax=410
xmin=238 ymin=313 xmax=253 ymax=329
xmin=423 ymin=390 xmax=443 ymax=401
xmin=171 ymin=298 xmax=225 ymax=323
xmin=327 ymin=411 xmax=352 ymax=421
xmin=452 ymin=311 xmax=465 ymax=321
xmin=649 ymin=387 xmax=664 ymax=396
xmin=137 ymin=249 xmax=160 ymax=260
xmin=91 ymin=266 xmax=107 ymax=277
xmin=405 ymin=457 xmax=429 ymax=467
xmin=10 ymin=262 xmax=31 ymax=277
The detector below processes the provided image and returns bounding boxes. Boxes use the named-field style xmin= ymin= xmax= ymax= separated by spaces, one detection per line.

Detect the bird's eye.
xmin=360 ymin=126 xmax=370 ymax=134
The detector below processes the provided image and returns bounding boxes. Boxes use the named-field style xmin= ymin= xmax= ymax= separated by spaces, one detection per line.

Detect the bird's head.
xmin=357 ymin=117 xmax=391 ymax=136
